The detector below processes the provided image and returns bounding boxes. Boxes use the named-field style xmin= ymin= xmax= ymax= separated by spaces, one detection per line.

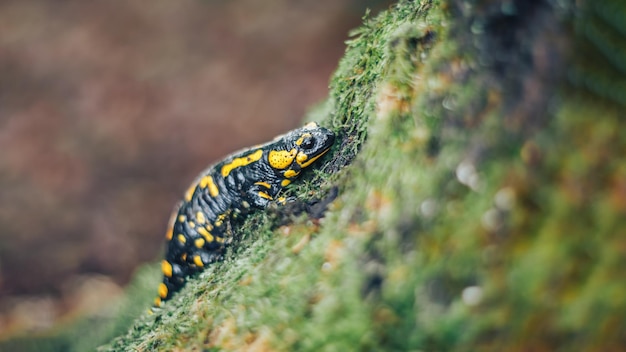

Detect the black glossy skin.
xmin=155 ymin=122 xmax=335 ymax=307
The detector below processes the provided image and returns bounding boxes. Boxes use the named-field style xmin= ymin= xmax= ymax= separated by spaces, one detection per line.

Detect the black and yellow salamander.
xmin=154 ymin=122 xmax=335 ymax=307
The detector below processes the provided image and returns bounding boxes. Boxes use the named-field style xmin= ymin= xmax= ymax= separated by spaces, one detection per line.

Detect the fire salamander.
xmin=154 ymin=122 xmax=335 ymax=308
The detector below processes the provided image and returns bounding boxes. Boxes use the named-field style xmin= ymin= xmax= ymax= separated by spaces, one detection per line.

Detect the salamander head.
xmin=267 ymin=122 xmax=335 ymax=179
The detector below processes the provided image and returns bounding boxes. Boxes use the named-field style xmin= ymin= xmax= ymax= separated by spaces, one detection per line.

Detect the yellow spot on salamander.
xmin=295 ymin=133 xmax=312 ymax=146
xmin=221 ymin=149 xmax=263 ymax=177
xmin=214 ymin=213 xmax=227 ymax=227
xmin=255 ymin=181 xmax=271 ymax=189
xmin=196 ymin=211 xmax=206 ymax=224
xmin=296 ymin=152 xmax=308 ymax=164
xmin=195 ymin=238 xmax=205 ymax=248
xmin=161 ymin=260 xmax=172 ymax=277
xmin=158 ymin=283 xmax=168 ymax=299
xmin=154 ymin=297 xmax=161 ymax=307
xmin=281 ymin=179 xmax=291 ymax=187
xmin=242 ymin=201 xmax=250 ymax=208
xmin=268 ymin=149 xmax=297 ymax=169
xmin=181 ymin=253 xmax=187 ymax=261
xmin=297 ymin=148 xmax=330 ymax=168
xmin=198 ymin=227 xmax=214 ymax=243
xmin=184 ymin=184 xmax=196 ymax=202
xmin=258 ymin=192 xmax=273 ymax=200
xmin=188 ymin=221 xmax=196 ymax=228
xmin=178 ymin=215 xmax=186 ymax=223
xmin=277 ymin=196 xmax=287 ymax=204
xmin=161 ymin=260 xmax=173 ymax=278
xmin=199 ymin=175 xmax=219 ymax=197
xmin=216 ymin=236 xmax=225 ymax=244
xmin=177 ymin=234 xmax=186 ymax=244
xmin=284 ymin=169 xmax=300 ymax=178
xmin=193 ymin=255 xmax=204 ymax=267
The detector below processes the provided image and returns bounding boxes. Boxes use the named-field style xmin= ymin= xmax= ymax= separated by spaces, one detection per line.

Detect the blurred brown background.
xmin=0 ymin=0 xmax=391 ymax=334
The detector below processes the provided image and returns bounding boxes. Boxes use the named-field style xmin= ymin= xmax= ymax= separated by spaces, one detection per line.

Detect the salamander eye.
xmin=300 ymin=136 xmax=315 ymax=149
